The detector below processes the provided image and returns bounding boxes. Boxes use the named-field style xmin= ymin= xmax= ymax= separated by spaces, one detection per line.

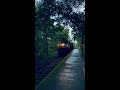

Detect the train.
xmin=57 ymin=38 xmax=74 ymax=56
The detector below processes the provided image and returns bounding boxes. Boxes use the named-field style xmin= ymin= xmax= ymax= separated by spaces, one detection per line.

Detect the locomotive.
xmin=57 ymin=38 xmax=74 ymax=56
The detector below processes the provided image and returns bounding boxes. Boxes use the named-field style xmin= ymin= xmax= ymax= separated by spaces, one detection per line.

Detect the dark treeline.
xmin=35 ymin=0 xmax=85 ymax=63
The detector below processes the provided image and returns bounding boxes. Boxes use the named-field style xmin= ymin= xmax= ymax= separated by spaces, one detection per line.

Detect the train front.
xmin=57 ymin=40 xmax=70 ymax=56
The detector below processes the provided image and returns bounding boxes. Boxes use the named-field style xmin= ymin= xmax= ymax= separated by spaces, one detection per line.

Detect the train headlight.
xmin=58 ymin=43 xmax=65 ymax=47
xmin=61 ymin=43 xmax=65 ymax=46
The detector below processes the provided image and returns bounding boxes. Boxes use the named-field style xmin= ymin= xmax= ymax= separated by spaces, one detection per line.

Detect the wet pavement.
xmin=36 ymin=49 xmax=85 ymax=90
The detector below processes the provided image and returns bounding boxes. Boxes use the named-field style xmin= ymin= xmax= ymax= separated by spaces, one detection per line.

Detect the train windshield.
xmin=58 ymin=40 xmax=69 ymax=44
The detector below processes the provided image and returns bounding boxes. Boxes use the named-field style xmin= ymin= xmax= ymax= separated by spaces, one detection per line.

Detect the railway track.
xmin=35 ymin=56 xmax=65 ymax=86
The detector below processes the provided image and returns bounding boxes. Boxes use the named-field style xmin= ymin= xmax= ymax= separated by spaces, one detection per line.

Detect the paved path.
xmin=36 ymin=49 xmax=85 ymax=90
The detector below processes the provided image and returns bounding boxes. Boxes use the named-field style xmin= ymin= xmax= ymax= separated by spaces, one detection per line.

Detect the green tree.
xmin=35 ymin=0 xmax=85 ymax=63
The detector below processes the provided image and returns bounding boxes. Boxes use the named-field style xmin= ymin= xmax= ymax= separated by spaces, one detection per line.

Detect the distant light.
xmin=66 ymin=44 xmax=68 ymax=46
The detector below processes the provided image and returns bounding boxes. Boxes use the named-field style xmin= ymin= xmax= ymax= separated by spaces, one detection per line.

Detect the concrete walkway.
xmin=36 ymin=49 xmax=85 ymax=90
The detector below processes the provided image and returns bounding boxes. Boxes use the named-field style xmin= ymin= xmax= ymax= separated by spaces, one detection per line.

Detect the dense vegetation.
xmin=35 ymin=0 xmax=85 ymax=63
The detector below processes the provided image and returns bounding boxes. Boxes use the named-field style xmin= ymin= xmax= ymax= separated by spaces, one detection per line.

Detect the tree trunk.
xmin=81 ymin=32 xmax=84 ymax=53
xmin=45 ymin=32 xmax=48 ymax=57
